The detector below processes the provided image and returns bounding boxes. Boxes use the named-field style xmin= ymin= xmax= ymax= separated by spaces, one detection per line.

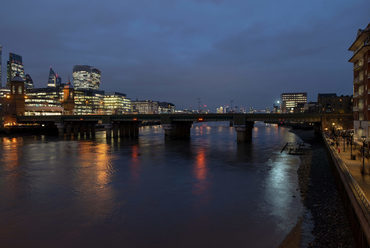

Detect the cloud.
xmin=0 ymin=0 xmax=368 ymax=109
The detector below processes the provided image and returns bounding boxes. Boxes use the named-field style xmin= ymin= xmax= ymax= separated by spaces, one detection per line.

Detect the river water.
xmin=0 ymin=122 xmax=305 ymax=248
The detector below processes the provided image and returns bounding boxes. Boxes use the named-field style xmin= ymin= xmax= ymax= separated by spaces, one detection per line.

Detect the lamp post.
xmin=350 ymin=132 xmax=354 ymax=160
xmin=342 ymin=132 xmax=346 ymax=152
xmin=361 ymin=135 xmax=366 ymax=175
xmin=332 ymin=122 xmax=336 ymax=136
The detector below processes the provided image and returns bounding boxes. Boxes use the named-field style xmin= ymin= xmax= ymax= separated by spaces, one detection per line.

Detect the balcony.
xmin=353 ymin=106 xmax=359 ymax=112
xmin=354 ymin=77 xmax=359 ymax=84
xmin=354 ymin=64 xmax=361 ymax=71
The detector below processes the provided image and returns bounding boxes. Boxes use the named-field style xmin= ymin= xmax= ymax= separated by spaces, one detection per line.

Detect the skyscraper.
xmin=72 ymin=65 xmax=101 ymax=90
xmin=47 ymin=67 xmax=62 ymax=88
xmin=25 ymin=74 xmax=34 ymax=89
xmin=0 ymin=45 xmax=2 ymax=88
xmin=6 ymin=53 xmax=25 ymax=89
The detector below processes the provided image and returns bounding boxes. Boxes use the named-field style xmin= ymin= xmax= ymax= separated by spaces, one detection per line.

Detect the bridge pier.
xmin=112 ymin=123 xmax=119 ymax=139
xmin=56 ymin=123 xmax=64 ymax=137
xmin=118 ymin=121 xmax=139 ymax=138
xmin=104 ymin=124 xmax=112 ymax=139
xmin=233 ymin=115 xmax=254 ymax=143
xmin=73 ymin=124 xmax=79 ymax=138
xmin=162 ymin=121 xmax=193 ymax=140
xmin=66 ymin=123 xmax=72 ymax=137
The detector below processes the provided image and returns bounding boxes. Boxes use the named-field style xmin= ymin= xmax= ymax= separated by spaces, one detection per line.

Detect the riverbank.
xmin=291 ymin=129 xmax=355 ymax=247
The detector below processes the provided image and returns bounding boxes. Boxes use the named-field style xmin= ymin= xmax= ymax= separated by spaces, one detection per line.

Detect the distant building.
xmin=303 ymin=102 xmax=319 ymax=113
xmin=158 ymin=102 xmax=175 ymax=113
xmin=317 ymin=93 xmax=352 ymax=114
xmin=6 ymin=53 xmax=25 ymax=89
xmin=25 ymin=74 xmax=33 ymax=89
xmin=281 ymin=93 xmax=307 ymax=113
xmin=74 ymin=89 xmax=105 ymax=115
xmin=132 ymin=100 xmax=159 ymax=114
xmin=72 ymin=65 xmax=101 ymax=90
xmin=47 ymin=67 xmax=62 ymax=88
xmin=104 ymin=92 xmax=131 ymax=114
xmin=25 ymin=87 xmax=64 ymax=116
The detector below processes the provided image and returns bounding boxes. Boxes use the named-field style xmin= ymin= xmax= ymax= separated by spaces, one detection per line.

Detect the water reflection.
xmin=1 ymin=137 xmax=22 ymax=170
xmin=0 ymin=123 xmax=305 ymax=247
xmin=130 ymin=144 xmax=141 ymax=182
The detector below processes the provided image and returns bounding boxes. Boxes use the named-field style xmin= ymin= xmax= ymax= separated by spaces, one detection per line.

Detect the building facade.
xmin=349 ymin=23 xmax=370 ymax=140
xmin=281 ymin=93 xmax=307 ymax=113
xmin=317 ymin=93 xmax=352 ymax=114
xmin=104 ymin=92 xmax=131 ymax=114
xmin=72 ymin=65 xmax=101 ymax=90
xmin=132 ymin=100 xmax=159 ymax=114
xmin=158 ymin=102 xmax=175 ymax=113
xmin=25 ymin=87 xmax=64 ymax=116
xmin=7 ymin=53 xmax=25 ymax=89
xmin=74 ymin=89 xmax=105 ymax=115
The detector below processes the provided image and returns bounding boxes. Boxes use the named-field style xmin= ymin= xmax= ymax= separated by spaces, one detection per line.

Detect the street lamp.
xmin=350 ymin=132 xmax=355 ymax=160
xmin=332 ymin=122 xmax=336 ymax=136
xmin=361 ymin=135 xmax=366 ymax=175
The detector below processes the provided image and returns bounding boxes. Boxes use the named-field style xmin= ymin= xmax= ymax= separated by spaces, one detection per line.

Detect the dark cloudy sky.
xmin=0 ymin=0 xmax=369 ymax=110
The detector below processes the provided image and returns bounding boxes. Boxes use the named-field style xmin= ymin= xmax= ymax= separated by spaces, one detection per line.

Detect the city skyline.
xmin=0 ymin=0 xmax=368 ymax=110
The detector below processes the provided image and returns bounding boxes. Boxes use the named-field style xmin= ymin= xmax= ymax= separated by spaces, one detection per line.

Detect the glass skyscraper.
xmin=72 ymin=65 xmax=101 ymax=90
xmin=6 ymin=53 xmax=25 ymax=89
xmin=47 ymin=67 xmax=62 ymax=88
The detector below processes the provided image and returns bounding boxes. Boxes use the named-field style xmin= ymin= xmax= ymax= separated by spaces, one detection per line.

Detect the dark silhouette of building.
xmin=25 ymin=74 xmax=34 ymax=89
xmin=318 ymin=93 xmax=352 ymax=114
xmin=47 ymin=67 xmax=62 ymax=88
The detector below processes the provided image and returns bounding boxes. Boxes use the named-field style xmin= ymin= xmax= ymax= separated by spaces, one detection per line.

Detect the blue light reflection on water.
xmin=0 ymin=122 xmax=303 ymax=247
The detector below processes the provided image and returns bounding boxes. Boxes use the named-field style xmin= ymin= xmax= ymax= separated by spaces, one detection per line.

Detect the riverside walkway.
xmin=327 ymin=136 xmax=370 ymax=200
xmin=324 ymin=135 xmax=370 ymax=247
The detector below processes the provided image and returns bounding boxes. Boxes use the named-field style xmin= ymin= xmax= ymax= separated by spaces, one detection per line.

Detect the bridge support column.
xmin=162 ymin=121 xmax=193 ymax=140
xmin=73 ymin=124 xmax=79 ymax=138
xmin=119 ymin=121 xmax=139 ymax=139
xmin=56 ymin=123 xmax=64 ymax=137
xmin=91 ymin=123 xmax=96 ymax=138
xmin=234 ymin=122 xmax=254 ymax=143
xmin=65 ymin=123 xmax=72 ymax=137
xmin=86 ymin=123 xmax=92 ymax=138
xmin=104 ymin=124 xmax=112 ymax=139
xmin=112 ymin=123 xmax=119 ymax=139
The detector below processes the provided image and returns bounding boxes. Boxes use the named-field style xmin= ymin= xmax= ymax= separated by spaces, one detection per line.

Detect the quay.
xmin=324 ymin=134 xmax=370 ymax=247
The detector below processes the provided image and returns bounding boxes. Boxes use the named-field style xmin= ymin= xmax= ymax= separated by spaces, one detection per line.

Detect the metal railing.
xmin=325 ymin=137 xmax=370 ymax=219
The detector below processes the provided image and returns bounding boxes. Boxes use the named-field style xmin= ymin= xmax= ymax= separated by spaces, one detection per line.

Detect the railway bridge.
xmin=16 ymin=113 xmax=352 ymax=143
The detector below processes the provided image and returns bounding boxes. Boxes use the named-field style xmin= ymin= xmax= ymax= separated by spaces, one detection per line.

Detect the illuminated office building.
xmin=72 ymin=65 xmax=101 ymax=90
xmin=281 ymin=93 xmax=307 ymax=113
xmin=25 ymin=87 xmax=64 ymax=116
xmin=349 ymin=23 xmax=370 ymax=140
xmin=74 ymin=89 xmax=105 ymax=115
xmin=7 ymin=53 xmax=25 ymax=89
xmin=47 ymin=67 xmax=62 ymax=88
xmin=103 ymin=92 xmax=131 ymax=114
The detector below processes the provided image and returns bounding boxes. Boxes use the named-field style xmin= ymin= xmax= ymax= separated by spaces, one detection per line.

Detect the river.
xmin=0 ymin=122 xmax=305 ymax=247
